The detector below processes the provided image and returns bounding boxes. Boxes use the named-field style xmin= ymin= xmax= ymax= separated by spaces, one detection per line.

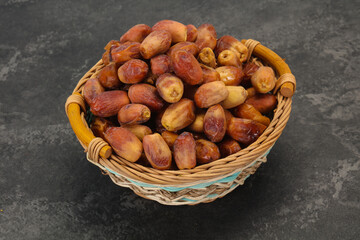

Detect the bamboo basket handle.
xmin=65 ymin=92 xmax=112 ymax=159
xmin=241 ymin=39 xmax=296 ymax=97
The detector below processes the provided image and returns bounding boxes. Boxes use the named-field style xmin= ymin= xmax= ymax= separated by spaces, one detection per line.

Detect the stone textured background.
xmin=0 ymin=0 xmax=359 ymax=239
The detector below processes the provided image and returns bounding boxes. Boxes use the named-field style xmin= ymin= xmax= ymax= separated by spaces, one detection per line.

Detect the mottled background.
xmin=0 ymin=0 xmax=359 ymax=239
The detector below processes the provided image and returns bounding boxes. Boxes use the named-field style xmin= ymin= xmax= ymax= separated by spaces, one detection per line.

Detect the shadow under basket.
xmin=65 ymin=39 xmax=296 ymax=205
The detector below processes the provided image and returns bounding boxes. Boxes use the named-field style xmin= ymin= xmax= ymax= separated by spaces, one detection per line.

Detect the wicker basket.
xmin=65 ymin=39 xmax=296 ymax=205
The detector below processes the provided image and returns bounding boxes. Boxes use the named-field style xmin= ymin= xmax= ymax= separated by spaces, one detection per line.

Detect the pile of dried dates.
xmin=84 ymin=20 xmax=277 ymax=170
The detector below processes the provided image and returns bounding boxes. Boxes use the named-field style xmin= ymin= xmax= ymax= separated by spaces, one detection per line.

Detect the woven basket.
xmin=65 ymin=39 xmax=296 ymax=205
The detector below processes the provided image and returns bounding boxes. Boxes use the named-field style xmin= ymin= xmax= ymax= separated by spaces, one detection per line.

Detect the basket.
xmin=65 ymin=39 xmax=296 ymax=205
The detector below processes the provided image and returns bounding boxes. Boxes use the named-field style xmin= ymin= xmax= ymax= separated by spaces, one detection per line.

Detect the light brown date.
xmin=186 ymin=24 xmax=197 ymax=42
xmin=143 ymin=133 xmax=172 ymax=170
xmin=171 ymin=49 xmax=203 ymax=85
xmin=200 ymin=64 xmax=220 ymax=84
xmin=217 ymin=50 xmax=241 ymax=67
xmin=188 ymin=112 xmax=205 ymax=133
xmin=140 ymin=30 xmax=172 ymax=59
xmin=215 ymin=35 xmax=248 ymax=63
xmin=152 ymin=20 xmax=187 ymax=43
xmin=245 ymin=93 xmax=277 ymax=114
xmin=216 ymin=66 xmax=244 ymax=86
xmin=104 ymin=127 xmax=142 ymax=162
xmin=194 ymin=81 xmax=229 ymax=108
xmin=123 ymin=124 xmax=152 ymax=141
xmin=197 ymin=47 xmax=216 ymax=68
xmin=167 ymin=41 xmax=199 ymax=57
xmin=161 ymin=131 xmax=178 ymax=149
xmin=161 ymin=98 xmax=196 ymax=131
xmin=91 ymin=117 xmax=114 ymax=139
xmin=233 ymin=103 xmax=270 ymax=126
xmin=120 ymin=24 xmax=152 ymax=43
xmin=90 ymin=90 xmax=130 ymax=117
xmin=251 ymin=66 xmax=276 ymax=93
xmin=128 ymin=84 xmax=165 ymax=111
xmin=203 ymin=104 xmax=226 ymax=142
xmin=150 ymin=54 xmax=172 ymax=76
xmin=195 ymin=139 xmax=221 ymax=164
xmin=195 ymin=23 xmax=217 ymax=50
xmin=83 ymin=78 xmax=105 ymax=105
xmin=97 ymin=62 xmax=121 ymax=89
xmin=218 ymin=139 xmax=241 ymax=157
xmin=111 ymin=42 xmax=141 ymax=65
xmin=117 ymin=59 xmax=149 ymax=84
xmin=118 ymin=104 xmax=151 ymax=125
xmin=174 ymin=132 xmax=196 ymax=169
xmin=227 ymin=117 xmax=267 ymax=145
xmin=156 ymin=73 xmax=184 ymax=103
xmin=220 ymin=86 xmax=248 ymax=109
xmin=246 ymin=87 xmax=256 ymax=99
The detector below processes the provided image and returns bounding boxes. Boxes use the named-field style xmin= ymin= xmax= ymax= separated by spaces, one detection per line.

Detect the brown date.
xmin=234 ymin=103 xmax=271 ymax=126
xmin=118 ymin=104 xmax=151 ymax=125
xmin=102 ymin=50 xmax=111 ymax=66
xmin=128 ymin=84 xmax=164 ymax=111
xmin=167 ymin=41 xmax=199 ymax=57
xmin=143 ymin=133 xmax=172 ymax=170
xmin=227 ymin=117 xmax=267 ymax=145
xmin=161 ymin=131 xmax=178 ymax=149
xmin=194 ymin=81 xmax=229 ymax=108
xmin=83 ymin=78 xmax=105 ymax=105
xmin=152 ymin=20 xmax=187 ymax=43
xmin=203 ymin=104 xmax=226 ymax=142
xmin=251 ymin=66 xmax=276 ymax=93
xmin=216 ymin=66 xmax=244 ymax=86
xmin=215 ymin=35 xmax=248 ymax=63
xmin=174 ymin=132 xmax=196 ymax=170
xmin=200 ymin=64 xmax=220 ymax=84
xmin=97 ymin=62 xmax=121 ymax=89
xmin=154 ymin=109 xmax=167 ymax=133
xmin=91 ymin=117 xmax=114 ymax=139
xmin=111 ymin=42 xmax=141 ymax=65
xmin=195 ymin=139 xmax=221 ymax=164
xmin=140 ymin=30 xmax=172 ymax=59
xmin=104 ymin=40 xmax=122 ymax=51
xmin=150 ymin=54 xmax=172 ymax=76
xmin=118 ymin=59 xmax=149 ymax=84
xmin=218 ymin=139 xmax=241 ymax=157
xmin=220 ymin=86 xmax=248 ymax=109
xmin=161 ymin=98 xmax=196 ymax=131
xmin=123 ymin=124 xmax=152 ymax=141
xmin=195 ymin=23 xmax=217 ymax=50
xmin=188 ymin=112 xmax=205 ymax=133
xmin=197 ymin=47 xmax=216 ymax=68
xmin=90 ymin=90 xmax=130 ymax=117
xmin=156 ymin=73 xmax=184 ymax=103
xmin=120 ymin=24 xmax=152 ymax=43
xmin=242 ymin=62 xmax=260 ymax=88
xmin=104 ymin=127 xmax=142 ymax=162
xmin=245 ymin=93 xmax=277 ymax=114
xmin=171 ymin=50 xmax=203 ymax=85
xmin=224 ymin=109 xmax=234 ymax=129
xmin=186 ymin=24 xmax=197 ymax=42
xmin=217 ymin=50 xmax=241 ymax=67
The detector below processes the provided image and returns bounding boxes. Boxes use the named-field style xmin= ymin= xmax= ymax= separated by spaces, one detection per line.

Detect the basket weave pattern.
xmin=65 ymin=40 xmax=294 ymax=205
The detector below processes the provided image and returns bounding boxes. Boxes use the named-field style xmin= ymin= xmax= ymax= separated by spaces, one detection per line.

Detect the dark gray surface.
xmin=0 ymin=0 xmax=359 ymax=239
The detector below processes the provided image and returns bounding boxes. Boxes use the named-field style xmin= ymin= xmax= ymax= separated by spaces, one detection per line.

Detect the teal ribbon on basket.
xmin=104 ymin=147 xmax=272 ymax=202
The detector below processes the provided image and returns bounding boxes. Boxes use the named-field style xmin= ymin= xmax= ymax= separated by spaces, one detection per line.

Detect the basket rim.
xmin=66 ymin=39 xmax=294 ymax=187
